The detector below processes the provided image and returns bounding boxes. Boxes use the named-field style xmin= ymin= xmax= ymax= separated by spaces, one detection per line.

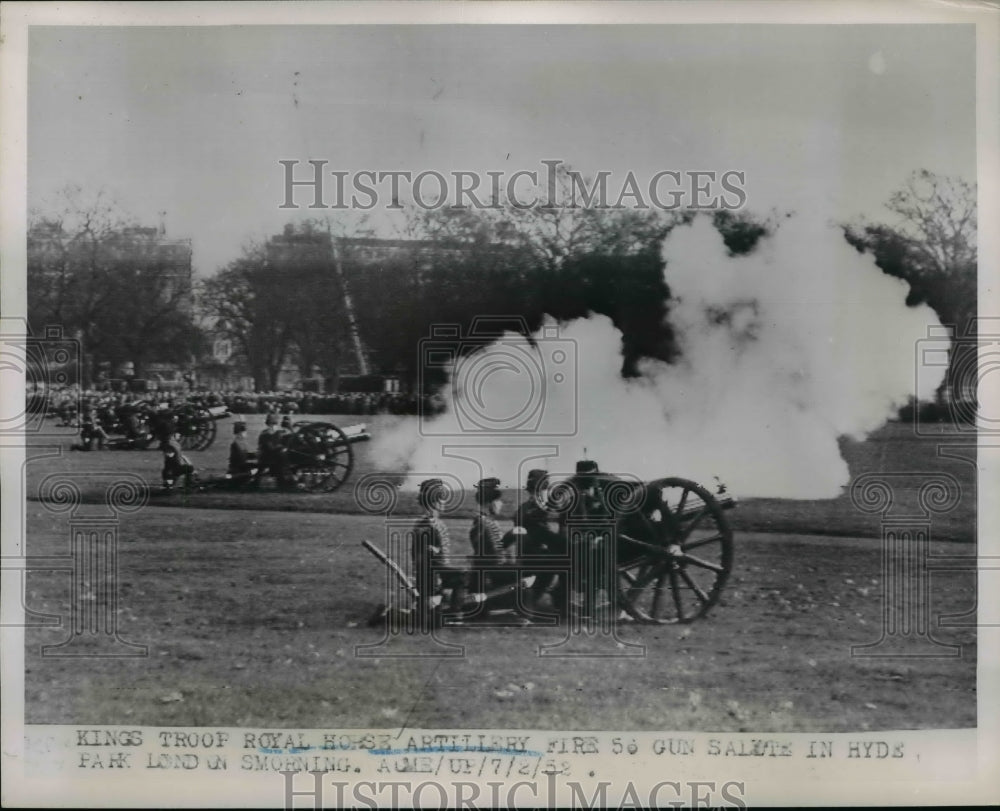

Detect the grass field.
xmin=22 ymin=414 xmax=978 ymax=730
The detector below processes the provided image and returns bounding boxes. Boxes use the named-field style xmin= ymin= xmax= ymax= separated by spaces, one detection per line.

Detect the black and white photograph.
xmin=2 ymin=2 xmax=998 ymax=807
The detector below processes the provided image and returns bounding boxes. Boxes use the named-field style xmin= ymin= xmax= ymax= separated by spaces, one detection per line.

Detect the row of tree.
xmin=27 ymin=187 xmax=204 ymax=386
xmin=27 ymin=170 xmax=977 ymax=397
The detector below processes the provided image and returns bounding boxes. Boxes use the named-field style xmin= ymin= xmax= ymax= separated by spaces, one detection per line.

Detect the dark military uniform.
xmin=470 ymin=478 xmax=515 ymax=593
xmin=256 ymin=421 xmax=289 ymax=485
xmin=412 ymin=479 xmax=466 ymax=619
xmin=76 ymin=409 xmax=108 ymax=451
xmin=161 ymin=436 xmax=194 ymax=489
xmin=469 ymin=512 xmax=508 ymax=562
xmin=227 ymin=427 xmax=256 ymax=486
xmin=514 ymin=470 xmax=567 ymax=611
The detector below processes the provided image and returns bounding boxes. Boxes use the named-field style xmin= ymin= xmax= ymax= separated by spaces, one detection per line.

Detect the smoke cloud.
xmin=371 ymin=214 xmax=944 ymax=499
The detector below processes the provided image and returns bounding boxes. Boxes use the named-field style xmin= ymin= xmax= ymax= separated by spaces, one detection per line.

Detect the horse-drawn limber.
xmin=364 ymin=469 xmax=736 ymax=627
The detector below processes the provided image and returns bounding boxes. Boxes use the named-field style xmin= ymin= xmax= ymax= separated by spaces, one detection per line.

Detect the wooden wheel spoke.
xmin=680 ymin=553 xmax=724 ymax=573
xmin=631 ymin=563 xmax=660 ymax=591
xmin=650 ymin=568 xmax=670 ymax=618
xmin=682 ymin=533 xmax=723 ymax=552
xmin=668 ymin=566 xmax=685 ymax=621
xmin=679 ymin=568 xmax=711 ymax=604
xmin=618 ymin=478 xmax=733 ymax=624
xmin=676 ymin=507 xmax=709 ymax=543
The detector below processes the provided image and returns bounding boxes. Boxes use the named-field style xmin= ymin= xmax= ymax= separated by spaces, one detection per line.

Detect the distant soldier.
xmin=57 ymin=395 xmax=78 ymax=427
xmin=412 ymin=479 xmax=466 ymax=621
xmin=159 ymin=427 xmax=195 ymax=490
xmin=256 ymin=413 xmax=289 ymax=486
xmin=226 ymin=421 xmax=257 ymax=487
xmin=117 ymin=399 xmax=149 ymax=448
xmin=279 ymin=415 xmax=294 ymax=448
xmin=72 ymin=407 xmax=109 ymax=451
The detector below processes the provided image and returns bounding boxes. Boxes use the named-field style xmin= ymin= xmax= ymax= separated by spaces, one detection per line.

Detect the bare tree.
xmin=199 ymin=243 xmax=293 ymax=391
xmin=28 ymin=186 xmax=202 ymax=385
xmin=845 ymin=170 xmax=977 ymax=400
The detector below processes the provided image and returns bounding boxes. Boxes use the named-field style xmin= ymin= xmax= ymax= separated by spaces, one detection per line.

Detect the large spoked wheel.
xmin=317 ymin=424 xmax=354 ymax=493
xmin=178 ymin=408 xmax=217 ymax=451
xmin=616 ymin=477 xmax=733 ymax=624
xmin=288 ymin=423 xmax=354 ymax=493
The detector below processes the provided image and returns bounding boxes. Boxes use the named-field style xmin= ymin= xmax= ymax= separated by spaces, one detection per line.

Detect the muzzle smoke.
xmin=372 ymin=215 xmax=944 ymax=499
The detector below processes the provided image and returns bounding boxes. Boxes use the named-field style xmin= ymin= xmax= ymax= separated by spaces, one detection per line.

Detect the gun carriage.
xmin=277 ymin=421 xmax=360 ymax=493
xmin=365 ymin=471 xmax=736 ymax=626
xmin=95 ymin=401 xmax=227 ymax=450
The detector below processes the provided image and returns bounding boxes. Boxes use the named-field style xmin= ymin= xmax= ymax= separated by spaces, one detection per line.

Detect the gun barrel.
xmin=340 ymin=423 xmax=371 ymax=443
xmin=676 ymin=493 xmax=738 ymax=518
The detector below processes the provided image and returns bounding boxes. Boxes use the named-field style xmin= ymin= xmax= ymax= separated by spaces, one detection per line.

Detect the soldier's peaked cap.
xmin=475 ymin=478 xmax=503 ymax=500
xmin=575 ymin=460 xmax=600 ymax=474
xmin=419 ymin=478 xmax=444 ymax=493
xmin=525 ymin=469 xmax=547 ymax=488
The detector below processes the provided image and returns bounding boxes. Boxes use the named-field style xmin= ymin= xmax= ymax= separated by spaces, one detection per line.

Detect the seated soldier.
xmin=470 ymin=478 xmax=509 ymax=563
xmin=118 ymin=400 xmax=148 ymax=448
xmin=469 ymin=478 xmax=519 ymax=601
xmin=561 ymin=459 xmax=614 ymax=618
xmin=160 ymin=427 xmax=195 ymax=490
xmin=412 ymin=479 xmax=466 ymax=622
xmin=255 ymin=413 xmax=290 ymax=487
xmin=226 ymin=421 xmax=257 ymax=487
xmin=512 ymin=469 xmax=566 ymax=611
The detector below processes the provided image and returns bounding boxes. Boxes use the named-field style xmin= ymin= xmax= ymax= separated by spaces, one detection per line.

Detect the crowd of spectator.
xmin=31 ymin=385 xmax=434 ymax=422
xmin=214 ymin=390 xmax=428 ymax=416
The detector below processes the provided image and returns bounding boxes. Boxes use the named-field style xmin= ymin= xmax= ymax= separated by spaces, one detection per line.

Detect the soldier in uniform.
xmin=469 ymin=478 xmax=518 ymax=600
xmin=118 ymin=398 xmax=148 ymax=448
xmin=72 ymin=407 xmax=109 ymax=451
xmin=412 ymin=479 xmax=466 ymax=622
xmin=470 ymin=478 xmax=508 ymax=562
xmin=255 ymin=413 xmax=289 ymax=487
xmin=159 ymin=425 xmax=195 ymax=490
xmin=562 ymin=459 xmax=614 ymax=619
xmin=226 ymin=421 xmax=257 ymax=487
xmin=513 ymin=469 xmax=567 ymax=612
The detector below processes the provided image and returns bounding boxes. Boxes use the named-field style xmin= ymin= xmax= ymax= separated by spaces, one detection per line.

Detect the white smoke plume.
xmin=371 ymin=214 xmax=944 ymax=499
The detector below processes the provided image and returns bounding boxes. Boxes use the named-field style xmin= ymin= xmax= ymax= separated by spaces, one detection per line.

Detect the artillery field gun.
xmin=365 ymin=469 xmax=736 ymax=627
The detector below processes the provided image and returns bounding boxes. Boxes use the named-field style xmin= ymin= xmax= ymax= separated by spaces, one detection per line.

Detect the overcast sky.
xmin=28 ymin=24 xmax=976 ymax=276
